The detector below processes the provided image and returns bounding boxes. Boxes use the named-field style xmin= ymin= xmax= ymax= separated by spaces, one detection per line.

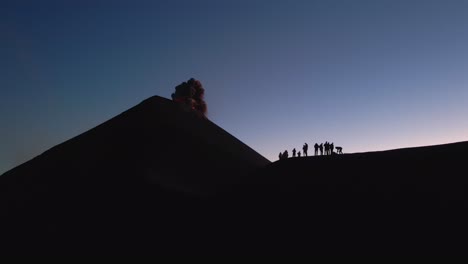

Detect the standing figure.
xmin=292 ymin=148 xmax=296 ymax=157
xmin=298 ymin=151 xmax=301 ymax=157
xmin=330 ymin=143 xmax=334 ymax=155
xmin=319 ymin=143 xmax=324 ymax=155
xmin=314 ymin=143 xmax=319 ymax=156
xmin=303 ymin=143 xmax=308 ymax=157
xmin=279 ymin=152 xmax=283 ymax=160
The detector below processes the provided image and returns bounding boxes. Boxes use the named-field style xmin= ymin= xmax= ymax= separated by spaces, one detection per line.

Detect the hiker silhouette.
xmin=330 ymin=143 xmax=334 ymax=155
xmin=279 ymin=152 xmax=283 ymax=160
xmin=303 ymin=143 xmax=308 ymax=157
xmin=292 ymin=148 xmax=296 ymax=157
xmin=314 ymin=143 xmax=319 ymax=156
xmin=319 ymin=143 xmax=323 ymax=155
xmin=336 ymin=146 xmax=343 ymax=154
xmin=283 ymin=150 xmax=289 ymax=159
xmin=298 ymin=151 xmax=301 ymax=157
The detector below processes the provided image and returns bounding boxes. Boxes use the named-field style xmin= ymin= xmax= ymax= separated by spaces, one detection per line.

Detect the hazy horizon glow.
xmin=2 ymin=0 xmax=468 ymax=173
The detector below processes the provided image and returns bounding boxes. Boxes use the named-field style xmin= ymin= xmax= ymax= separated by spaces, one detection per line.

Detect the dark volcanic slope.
xmin=253 ymin=141 xmax=468 ymax=202
xmin=0 ymin=96 xmax=269 ymax=194
xmin=236 ymin=141 xmax=468 ymax=255
xmin=1 ymin=97 xmax=467 ymax=255
xmin=0 ymin=96 xmax=269 ymax=255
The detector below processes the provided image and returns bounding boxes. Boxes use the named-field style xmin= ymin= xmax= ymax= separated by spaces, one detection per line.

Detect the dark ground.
xmin=1 ymin=96 xmax=467 ymax=255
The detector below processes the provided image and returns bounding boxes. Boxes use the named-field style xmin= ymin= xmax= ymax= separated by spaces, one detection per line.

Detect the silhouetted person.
xmin=324 ymin=142 xmax=329 ymax=155
xmin=283 ymin=150 xmax=289 ymax=159
xmin=279 ymin=152 xmax=283 ymax=160
xmin=330 ymin=143 xmax=334 ymax=155
xmin=319 ymin=143 xmax=323 ymax=155
xmin=298 ymin=151 xmax=301 ymax=157
xmin=292 ymin=148 xmax=296 ymax=157
xmin=303 ymin=143 xmax=308 ymax=156
xmin=336 ymin=146 xmax=343 ymax=154
xmin=314 ymin=143 xmax=319 ymax=156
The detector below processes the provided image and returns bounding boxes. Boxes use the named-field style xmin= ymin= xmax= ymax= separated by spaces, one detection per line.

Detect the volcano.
xmin=0 ymin=96 xmax=269 ymax=254
xmin=0 ymin=96 xmax=269 ymax=194
xmin=1 ymin=96 xmax=468 ymax=255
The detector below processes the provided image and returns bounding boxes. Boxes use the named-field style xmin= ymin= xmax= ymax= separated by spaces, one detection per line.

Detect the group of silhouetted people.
xmin=313 ymin=142 xmax=343 ymax=155
xmin=279 ymin=142 xmax=343 ymax=160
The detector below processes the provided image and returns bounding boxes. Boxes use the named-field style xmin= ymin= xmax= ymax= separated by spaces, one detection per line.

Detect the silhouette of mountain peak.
xmin=5 ymin=95 xmax=467 ymax=255
xmin=1 ymin=95 xmax=270 ymax=195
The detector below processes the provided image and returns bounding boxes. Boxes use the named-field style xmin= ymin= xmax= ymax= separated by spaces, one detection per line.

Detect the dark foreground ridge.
xmin=1 ymin=96 xmax=468 ymax=255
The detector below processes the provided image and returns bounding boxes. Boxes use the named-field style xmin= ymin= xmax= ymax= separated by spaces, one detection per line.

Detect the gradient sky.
xmin=2 ymin=0 xmax=468 ymax=174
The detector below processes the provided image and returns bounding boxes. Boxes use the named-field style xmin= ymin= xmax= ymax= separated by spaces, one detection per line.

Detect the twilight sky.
xmin=2 ymin=0 xmax=468 ymax=174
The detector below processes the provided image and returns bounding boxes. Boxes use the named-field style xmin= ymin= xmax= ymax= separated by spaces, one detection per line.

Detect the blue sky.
xmin=2 ymin=0 xmax=468 ymax=174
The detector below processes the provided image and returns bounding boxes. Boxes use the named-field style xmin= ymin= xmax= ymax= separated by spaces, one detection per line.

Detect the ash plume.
xmin=171 ymin=78 xmax=207 ymax=116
